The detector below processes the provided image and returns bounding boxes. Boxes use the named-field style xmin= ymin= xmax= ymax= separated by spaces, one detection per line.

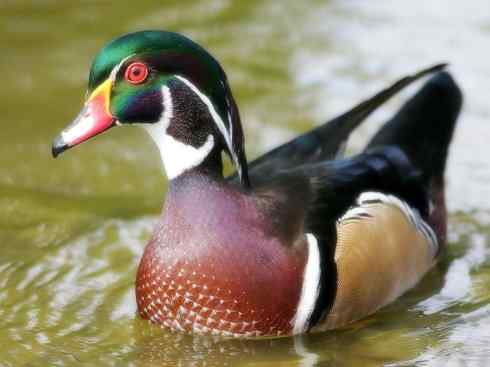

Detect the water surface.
xmin=1 ymin=1 xmax=489 ymax=366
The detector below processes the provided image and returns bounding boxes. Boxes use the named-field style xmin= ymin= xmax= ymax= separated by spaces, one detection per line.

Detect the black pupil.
xmin=132 ymin=67 xmax=141 ymax=77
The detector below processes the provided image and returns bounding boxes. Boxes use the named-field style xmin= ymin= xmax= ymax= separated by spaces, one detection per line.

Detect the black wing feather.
xmin=252 ymin=146 xmax=427 ymax=328
xmin=228 ymin=63 xmax=446 ymax=185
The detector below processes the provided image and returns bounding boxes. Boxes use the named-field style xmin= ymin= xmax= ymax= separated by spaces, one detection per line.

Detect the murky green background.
xmin=1 ymin=1 xmax=489 ymax=366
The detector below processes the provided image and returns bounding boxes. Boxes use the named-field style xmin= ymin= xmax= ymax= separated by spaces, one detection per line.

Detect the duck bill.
xmin=52 ymin=78 xmax=116 ymax=158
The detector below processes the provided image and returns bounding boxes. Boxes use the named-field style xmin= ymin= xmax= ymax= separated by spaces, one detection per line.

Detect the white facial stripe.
xmin=292 ymin=233 xmax=321 ymax=334
xmin=142 ymin=85 xmax=215 ymax=179
xmin=110 ymin=54 xmax=136 ymax=82
xmin=174 ymin=76 xmax=238 ymax=165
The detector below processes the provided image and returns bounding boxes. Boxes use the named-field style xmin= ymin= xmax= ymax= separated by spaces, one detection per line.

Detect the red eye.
xmin=124 ymin=62 xmax=149 ymax=84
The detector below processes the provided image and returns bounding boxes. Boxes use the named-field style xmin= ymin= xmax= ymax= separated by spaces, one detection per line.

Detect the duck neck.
xmin=142 ymin=76 xmax=232 ymax=181
xmin=172 ymin=145 xmax=225 ymax=183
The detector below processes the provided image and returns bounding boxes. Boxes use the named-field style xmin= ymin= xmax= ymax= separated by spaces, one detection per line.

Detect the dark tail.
xmin=238 ymin=64 xmax=447 ymax=185
xmin=367 ymin=71 xmax=463 ymax=244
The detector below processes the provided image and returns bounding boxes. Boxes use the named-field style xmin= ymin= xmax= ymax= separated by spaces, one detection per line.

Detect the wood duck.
xmin=52 ymin=31 xmax=463 ymax=338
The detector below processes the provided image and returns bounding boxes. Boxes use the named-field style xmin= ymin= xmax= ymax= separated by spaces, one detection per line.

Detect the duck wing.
xmin=253 ymin=146 xmax=435 ymax=331
xmin=228 ymin=63 xmax=446 ymax=185
xmin=304 ymin=150 xmax=438 ymax=331
xmin=248 ymin=70 xmax=462 ymax=332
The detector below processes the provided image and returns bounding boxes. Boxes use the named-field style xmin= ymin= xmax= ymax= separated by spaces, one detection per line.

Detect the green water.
xmin=1 ymin=1 xmax=490 ymax=366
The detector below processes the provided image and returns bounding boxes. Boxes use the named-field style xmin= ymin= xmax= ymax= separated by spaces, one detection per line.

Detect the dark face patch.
xmin=110 ymin=71 xmax=165 ymax=124
xmin=164 ymin=78 xmax=219 ymax=148
xmin=115 ymin=88 xmax=163 ymax=123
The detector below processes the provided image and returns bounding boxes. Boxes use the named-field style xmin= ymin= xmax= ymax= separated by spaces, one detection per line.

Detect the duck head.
xmin=52 ymin=31 xmax=250 ymax=186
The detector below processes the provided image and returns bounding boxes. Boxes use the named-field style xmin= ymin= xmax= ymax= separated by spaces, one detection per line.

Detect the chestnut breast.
xmin=136 ymin=178 xmax=307 ymax=337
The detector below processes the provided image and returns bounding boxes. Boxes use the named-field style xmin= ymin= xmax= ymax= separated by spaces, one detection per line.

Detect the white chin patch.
xmin=158 ymin=133 xmax=214 ymax=179
xmin=141 ymin=85 xmax=215 ymax=180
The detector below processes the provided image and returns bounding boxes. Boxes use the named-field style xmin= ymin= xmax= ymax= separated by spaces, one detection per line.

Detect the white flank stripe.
xmin=142 ymin=85 xmax=215 ymax=179
xmin=175 ymin=76 xmax=239 ymax=166
xmin=292 ymin=233 xmax=321 ymax=334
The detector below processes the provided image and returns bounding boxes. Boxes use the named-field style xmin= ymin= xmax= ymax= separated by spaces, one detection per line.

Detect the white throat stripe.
xmin=142 ymin=85 xmax=215 ymax=179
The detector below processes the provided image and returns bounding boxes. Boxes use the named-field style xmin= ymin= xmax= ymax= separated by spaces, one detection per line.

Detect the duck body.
xmin=52 ymin=31 xmax=463 ymax=337
xmin=136 ymin=147 xmax=439 ymax=337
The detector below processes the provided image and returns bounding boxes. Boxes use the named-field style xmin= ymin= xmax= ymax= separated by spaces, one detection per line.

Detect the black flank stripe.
xmin=306 ymin=226 xmax=337 ymax=330
xmin=361 ymin=199 xmax=382 ymax=205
